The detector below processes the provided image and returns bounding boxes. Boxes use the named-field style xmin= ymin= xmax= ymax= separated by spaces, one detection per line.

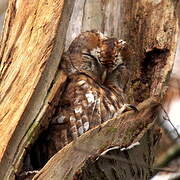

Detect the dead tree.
xmin=0 ymin=0 xmax=179 ymax=179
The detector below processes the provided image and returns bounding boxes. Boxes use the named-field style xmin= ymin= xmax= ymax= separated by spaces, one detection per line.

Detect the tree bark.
xmin=0 ymin=0 xmax=179 ymax=179
xmin=0 ymin=0 xmax=74 ymax=179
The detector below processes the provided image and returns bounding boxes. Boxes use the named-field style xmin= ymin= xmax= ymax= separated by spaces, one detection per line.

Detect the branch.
xmin=33 ymin=98 xmax=160 ymax=180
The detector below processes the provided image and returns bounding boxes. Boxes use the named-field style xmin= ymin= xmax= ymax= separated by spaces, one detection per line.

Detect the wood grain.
xmin=0 ymin=0 xmax=74 ymax=179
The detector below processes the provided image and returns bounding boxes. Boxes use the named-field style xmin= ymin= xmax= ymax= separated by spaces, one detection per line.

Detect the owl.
xmin=43 ymin=30 xmax=135 ymax=158
xmin=31 ymin=30 xmax=135 ymax=168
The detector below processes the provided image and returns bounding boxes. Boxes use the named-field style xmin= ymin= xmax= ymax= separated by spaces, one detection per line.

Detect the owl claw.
xmin=119 ymin=104 xmax=138 ymax=114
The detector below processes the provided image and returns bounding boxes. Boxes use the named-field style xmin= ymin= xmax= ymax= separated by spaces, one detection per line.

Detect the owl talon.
xmin=126 ymin=104 xmax=138 ymax=112
xmin=119 ymin=104 xmax=138 ymax=114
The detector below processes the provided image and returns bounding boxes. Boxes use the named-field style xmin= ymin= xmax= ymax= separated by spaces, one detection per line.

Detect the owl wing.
xmin=49 ymin=71 xmax=126 ymax=144
xmin=48 ymin=74 xmax=102 ymax=152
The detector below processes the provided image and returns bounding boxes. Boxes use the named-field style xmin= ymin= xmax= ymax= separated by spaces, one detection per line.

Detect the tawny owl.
xmin=44 ymin=30 xmax=134 ymax=159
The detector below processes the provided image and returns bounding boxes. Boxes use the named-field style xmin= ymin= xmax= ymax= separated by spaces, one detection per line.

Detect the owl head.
xmin=89 ymin=31 xmax=128 ymax=82
xmin=97 ymin=38 xmax=127 ymax=72
xmin=62 ymin=30 xmax=128 ymax=84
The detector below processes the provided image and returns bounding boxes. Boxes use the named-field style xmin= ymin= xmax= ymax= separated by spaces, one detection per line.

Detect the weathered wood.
xmin=33 ymin=98 xmax=160 ymax=180
xmin=0 ymin=0 xmax=74 ymax=179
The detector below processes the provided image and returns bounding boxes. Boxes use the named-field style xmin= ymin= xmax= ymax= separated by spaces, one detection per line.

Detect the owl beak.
xmin=101 ymin=69 xmax=107 ymax=83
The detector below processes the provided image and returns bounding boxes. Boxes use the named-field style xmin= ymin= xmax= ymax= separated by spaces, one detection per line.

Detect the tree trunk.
xmin=0 ymin=0 xmax=179 ymax=179
xmin=0 ymin=0 xmax=75 ymax=179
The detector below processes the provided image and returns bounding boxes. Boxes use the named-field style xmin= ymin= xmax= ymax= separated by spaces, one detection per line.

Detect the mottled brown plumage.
xmin=47 ymin=30 xmax=131 ymax=158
